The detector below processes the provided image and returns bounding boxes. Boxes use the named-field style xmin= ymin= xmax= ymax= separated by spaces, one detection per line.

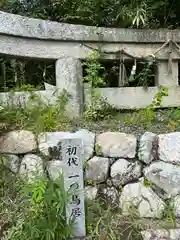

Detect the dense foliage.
xmin=0 ymin=0 xmax=180 ymax=28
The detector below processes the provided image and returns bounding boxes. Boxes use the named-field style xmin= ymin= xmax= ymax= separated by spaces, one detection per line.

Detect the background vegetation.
xmin=0 ymin=0 xmax=179 ymax=29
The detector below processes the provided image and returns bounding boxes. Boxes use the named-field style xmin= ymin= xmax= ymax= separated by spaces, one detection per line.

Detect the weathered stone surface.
xmin=74 ymin=129 xmax=95 ymax=161
xmin=158 ymin=132 xmax=180 ymax=164
xmin=141 ymin=229 xmax=180 ymax=240
xmin=47 ymin=160 xmax=63 ymax=180
xmin=98 ymin=86 xmax=180 ymax=109
xmin=96 ymin=132 xmax=136 ymax=158
xmin=38 ymin=129 xmax=95 ymax=162
xmin=44 ymin=82 xmax=56 ymax=91
xmin=60 ymin=138 xmax=86 ymax=238
xmin=144 ymin=161 xmax=180 ymax=198
xmin=101 ymin=186 xmax=119 ymax=204
xmin=5 ymin=154 xmax=20 ymax=173
xmin=138 ymin=132 xmax=157 ymax=164
xmin=85 ymin=156 xmax=109 ymax=183
xmin=174 ymin=196 xmax=180 ymax=217
xmin=1 ymin=154 xmax=20 ymax=173
xmin=19 ymin=154 xmax=44 ymax=182
xmin=56 ymin=57 xmax=83 ymax=117
xmin=0 ymin=90 xmax=57 ymax=107
xmin=38 ymin=131 xmax=69 ymax=157
xmin=110 ymin=159 xmax=142 ymax=187
xmin=0 ymin=130 xmax=36 ymax=154
xmin=106 ymin=178 xmax=113 ymax=187
xmin=0 ymin=11 xmax=178 ymax=43
xmin=85 ymin=186 xmax=98 ymax=200
xmin=119 ymin=180 xmax=165 ymax=218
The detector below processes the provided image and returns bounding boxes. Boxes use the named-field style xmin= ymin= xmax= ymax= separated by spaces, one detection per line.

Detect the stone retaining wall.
xmin=1 ymin=129 xmax=180 ymax=239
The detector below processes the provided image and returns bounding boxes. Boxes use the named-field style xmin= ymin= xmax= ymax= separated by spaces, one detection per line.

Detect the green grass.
xmin=1 ymin=87 xmax=180 ymax=136
xmin=86 ymin=198 xmax=144 ymax=240
xmin=0 ymin=91 xmax=72 ymax=134
xmin=1 ymin=95 xmax=180 ymax=135
xmin=143 ymin=177 xmax=152 ymax=188
xmin=0 ymin=158 xmax=74 ymax=240
xmin=161 ymin=199 xmax=176 ymax=229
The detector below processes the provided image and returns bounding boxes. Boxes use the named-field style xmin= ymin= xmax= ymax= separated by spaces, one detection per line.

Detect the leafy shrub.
xmin=0 ymin=158 xmax=74 ymax=240
xmin=11 ymin=84 xmax=41 ymax=92
xmin=0 ymin=90 xmax=71 ymax=133
xmin=83 ymin=50 xmax=105 ymax=88
xmin=84 ymin=94 xmax=115 ymax=121
xmin=83 ymin=51 xmax=116 ymax=121
xmin=6 ymin=176 xmax=73 ymax=240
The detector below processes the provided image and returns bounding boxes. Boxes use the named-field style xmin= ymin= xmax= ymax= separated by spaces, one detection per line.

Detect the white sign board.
xmin=61 ymin=138 xmax=86 ymax=238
